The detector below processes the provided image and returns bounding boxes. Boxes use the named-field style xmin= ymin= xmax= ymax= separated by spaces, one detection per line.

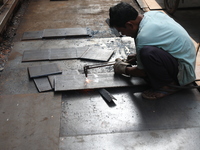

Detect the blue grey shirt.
xmin=136 ymin=11 xmax=196 ymax=85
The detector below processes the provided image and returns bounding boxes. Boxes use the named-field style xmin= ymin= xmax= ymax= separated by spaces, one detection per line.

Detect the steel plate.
xmin=55 ymin=73 xmax=146 ymax=91
xmin=60 ymin=128 xmax=200 ymax=150
xmin=80 ymin=45 xmax=114 ymax=62
xmin=22 ymin=47 xmax=89 ymax=62
xmin=21 ymin=30 xmax=43 ymax=40
xmin=48 ymin=70 xmax=80 ymax=89
xmin=60 ymin=88 xmax=200 ymax=136
xmin=33 ymin=77 xmax=53 ymax=92
xmin=28 ymin=63 xmax=62 ymax=78
xmin=50 ymin=47 xmax=87 ymax=60
xmin=43 ymin=28 xmax=90 ymax=38
xmin=22 ymin=49 xmax=50 ymax=62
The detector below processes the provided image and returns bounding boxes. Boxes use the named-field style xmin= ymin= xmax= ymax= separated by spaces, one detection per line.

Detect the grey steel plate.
xmin=60 ymin=127 xmax=200 ymax=150
xmin=13 ymin=37 xmax=135 ymax=60
xmin=43 ymin=28 xmax=91 ymax=38
xmin=48 ymin=76 xmax=56 ymax=89
xmin=60 ymin=88 xmax=200 ymax=137
xmin=33 ymin=77 xmax=53 ymax=92
xmin=21 ymin=30 xmax=43 ymax=40
xmin=50 ymin=47 xmax=88 ymax=60
xmin=80 ymin=45 xmax=114 ymax=62
xmin=22 ymin=49 xmax=50 ymax=62
xmin=0 ymin=93 xmax=61 ymax=150
xmin=22 ymin=47 xmax=88 ymax=62
xmin=28 ymin=63 xmax=62 ymax=78
xmin=48 ymin=70 xmax=80 ymax=89
xmin=55 ymin=73 xmax=146 ymax=91
xmin=48 ymin=75 xmax=62 ymax=90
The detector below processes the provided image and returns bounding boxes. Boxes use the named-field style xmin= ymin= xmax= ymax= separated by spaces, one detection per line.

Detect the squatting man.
xmin=109 ymin=2 xmax=196 ymax=100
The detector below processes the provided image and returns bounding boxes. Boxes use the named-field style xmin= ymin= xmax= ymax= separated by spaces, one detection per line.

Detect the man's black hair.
xmin=109 ymin=2 xmax=138 ymax=28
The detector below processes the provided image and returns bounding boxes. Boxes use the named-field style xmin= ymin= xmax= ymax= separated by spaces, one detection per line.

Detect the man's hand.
xmin=126 ymin=54 xmax=137 ymax=65
xmin=114 ymin=58 xmax=131 ymax=74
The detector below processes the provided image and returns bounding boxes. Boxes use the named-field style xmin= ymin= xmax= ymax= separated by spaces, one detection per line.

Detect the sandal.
xmin=141 ymin=87 xmax=180 ymax=100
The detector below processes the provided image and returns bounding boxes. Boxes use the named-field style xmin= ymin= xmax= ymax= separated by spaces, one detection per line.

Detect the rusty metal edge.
xmin=0 ymin=0 xmax=21 ymax=35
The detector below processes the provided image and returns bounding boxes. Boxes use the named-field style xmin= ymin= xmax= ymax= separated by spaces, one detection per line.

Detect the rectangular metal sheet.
xmin=60 ymin=88 xmax=200 ymax=137
xmin=21 ymin=30 xmax=43 ymax=40
xmin=33 ymin=77 xmax=53 ymax=92
xmin=22 ymin=47 xmax=88 ymax=62
xmin=80 ymin=45 xmax=114 ymax=62
xmin=43 ymin=28 xmax=91 ymax=38
xmin=28 ymin=63 xmax=62 ymax=78
xmin=48 ymin=70 xmax=80 ymax=89
xmin=50 ymin=48 xmax=78 ymax=60
xmin=0 ymin=93 xmax=61 ymax=150
xmin=55 ymin=73 xmax=146 ymax=91
xmin=50 ymin=47 xmax=88 ymax=60
xmin=60 ymin=128 xmax=200 ymax=150
xmin=22 ymin=49 xmax=50 ymax=62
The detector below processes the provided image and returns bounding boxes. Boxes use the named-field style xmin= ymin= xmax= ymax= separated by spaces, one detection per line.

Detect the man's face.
xmin=115 ymin=22 xmax=138 ymax=38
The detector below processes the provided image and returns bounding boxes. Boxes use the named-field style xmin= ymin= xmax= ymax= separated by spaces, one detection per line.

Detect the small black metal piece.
xmin=98 ymin=88 xmax=117 ymax=102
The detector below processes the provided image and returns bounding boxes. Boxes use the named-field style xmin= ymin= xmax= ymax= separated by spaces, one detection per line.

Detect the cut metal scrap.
xmin=98 ymin=88 xmax=117 ymax=102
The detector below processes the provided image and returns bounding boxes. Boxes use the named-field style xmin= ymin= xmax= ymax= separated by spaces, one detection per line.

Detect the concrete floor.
xmin=0 ymin=0 xmax=200 ymax=150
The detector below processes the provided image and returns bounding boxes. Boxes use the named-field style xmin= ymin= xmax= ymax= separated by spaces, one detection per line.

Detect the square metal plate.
xmin=80 ymin=45 xmax=114 ymax=62
xmin=28 ymin=63 xmax=62 ymax=78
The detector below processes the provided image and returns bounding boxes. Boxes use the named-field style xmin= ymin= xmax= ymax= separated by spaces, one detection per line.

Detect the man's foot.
xmin=142 ymin=85 xmax=180 ymax=100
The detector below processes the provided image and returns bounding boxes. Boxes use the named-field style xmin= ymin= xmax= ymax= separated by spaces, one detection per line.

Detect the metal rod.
xmin=84 ymin=61 xmax=115 ymax=77
xmin=86 ymin=61 xmax=115 ymax=69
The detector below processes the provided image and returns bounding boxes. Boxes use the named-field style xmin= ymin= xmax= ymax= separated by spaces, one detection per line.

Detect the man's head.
xmin=109 ymin=2 xmax=141 ymax=38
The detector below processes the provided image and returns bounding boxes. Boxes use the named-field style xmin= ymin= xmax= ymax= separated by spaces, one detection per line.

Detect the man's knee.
xmin=140 ymin=46 xmax=158 ymax=58
xmin=140 ymin=46 xmax=159 ymax=63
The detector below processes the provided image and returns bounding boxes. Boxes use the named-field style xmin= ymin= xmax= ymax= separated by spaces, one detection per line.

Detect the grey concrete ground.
xmin=0 ymin=0 xmax=200 ymax=150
